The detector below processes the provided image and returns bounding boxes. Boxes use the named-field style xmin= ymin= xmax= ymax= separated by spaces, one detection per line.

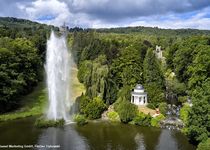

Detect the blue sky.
xmin=1 ymin=0 xmax=210 ymax=29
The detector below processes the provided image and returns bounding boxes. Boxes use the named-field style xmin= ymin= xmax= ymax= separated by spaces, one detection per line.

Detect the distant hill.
xmin=69 ymin=26 xmax=210 ymax=37
xmin=0 ymin=17 xmax=59 ymax=38
xmin=0 ymin=17 xmax=58 ymax=30
xmin=1 ymin=17 xmax=210 ymax=37
xmin=0 ymin=17 xmax=61 ymax=62
xmin=95 ymin=26 xmax=210 ymax=36
xmin=0 ymin=17 xmax=39 ymax=27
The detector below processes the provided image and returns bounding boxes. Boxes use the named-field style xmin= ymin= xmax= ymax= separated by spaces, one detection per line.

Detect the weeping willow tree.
xmin=87 ymin=63 xmax=108 ymax=99
xmin=78 ymin=55 xmax=109 ymax=101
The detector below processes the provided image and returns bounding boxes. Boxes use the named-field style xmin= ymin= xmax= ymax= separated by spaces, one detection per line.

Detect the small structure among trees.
xmin=131 ymin=84 xmax=148 ymax=106
xmin=155 ymin=45 xmax=163 ymax=59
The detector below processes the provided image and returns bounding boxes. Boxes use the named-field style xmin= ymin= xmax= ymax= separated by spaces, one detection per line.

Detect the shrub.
xmin=178 ymin=96 xmax=187 ymax=104
xmin=147 ymin=103 xmax=156 ymax=109
xmin=187 ymin=126 xmax=209 ymax=144
xmin=113 ymin=96 xmax=126 ymax=111
xmin=158 ymin=102 xmax=168 ymax=115
xmin=181 ymin=127 xmax=189 ymax=135
xmin=151 ymin=114 xmax=165 ymax=127
xmin=35 ymin=117 xmax=65 ymax=128
xmin=180 ymin=104 xmax=190 ymax=125
xmin=84 ymin=97 xmax=107 ymax=119
xmin=197 ymin=138 xmax=210 ymax=150
xmin=117 ymin=86 xmax=132 ymax=101
xmin=79 ymin=95 xmax=91 ymax=114
xmin=133 ymin=112 xmax=151 ymax=126
xmin=116 ymin=101 xmax=138 ymax=123
xmin=107 ymin=111 xmax=120 ymax=122
xmin=73 ymin=114 xmax=88 ymax=126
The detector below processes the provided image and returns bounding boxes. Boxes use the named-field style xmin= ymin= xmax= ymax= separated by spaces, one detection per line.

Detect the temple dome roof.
xmin=135 ymin=84 xmax=144 ymax=90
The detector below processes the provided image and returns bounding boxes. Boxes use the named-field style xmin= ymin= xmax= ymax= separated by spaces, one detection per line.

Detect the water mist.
xmin=45 ymin=31 xmax=71 ymax=121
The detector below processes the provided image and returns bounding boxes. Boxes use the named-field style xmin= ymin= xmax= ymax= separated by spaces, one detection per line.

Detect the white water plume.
xmin=45 ymin=31 xmax=71 ymax=121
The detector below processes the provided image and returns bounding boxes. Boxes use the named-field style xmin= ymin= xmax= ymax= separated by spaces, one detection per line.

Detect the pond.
xmin=0 ymin=117 xmax=196 ymax=150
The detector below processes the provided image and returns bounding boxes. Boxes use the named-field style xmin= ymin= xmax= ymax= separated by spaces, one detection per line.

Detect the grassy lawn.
xmin=0 ymin=66 xmax=85 ymax=122
xmin=71 ymin=66 xmax=86 ymax=101
xmin=0 ymin=67 xmax=85 ymax=122
xmin=0 ymin=82 xmax=47 ymax=122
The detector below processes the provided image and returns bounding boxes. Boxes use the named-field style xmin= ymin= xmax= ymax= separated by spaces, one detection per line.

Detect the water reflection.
xmin=156 ymin=129 xmax=196 ymax=150
xmin=135 ymin=133 xmax=145 ymax=150
xmin=0 ymin=118 xmax=196 ymax=150
xmin=74 ymin=121 xmax=195 ymax=150
xmin=156 ymin=129 xmax=178 ymax=150
xmin=75 ymin=121 xmax=139 ymax=150
xmin=36 ymin=125 xmax=89 ymax=150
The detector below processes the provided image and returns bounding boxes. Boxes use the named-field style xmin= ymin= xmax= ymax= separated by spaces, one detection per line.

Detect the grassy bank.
xmin=0 ymin=82 xmax=47 ymax=122
xmin=35 ymin=117 xmax=65 ymax=128
xmin=0 ymin=65 xmax=85 ymax=122
xmin=71 ymin=66 xmax=86 ymax=101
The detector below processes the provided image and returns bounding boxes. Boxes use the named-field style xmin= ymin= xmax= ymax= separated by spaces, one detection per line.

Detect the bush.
xmin=147 ymin=103 xmax=156 ymax=109
xmin=107 ymin=111 xmax=120 ymax=122
xmin=187 ymin=126 xmax=209 ymax=144
xmin=180 ymin=104 xmax=190 ymax=125
xmin=197 ymin=138 xmax=210 ymax=150
xmin=116 ymin=101 xmax=138 ymax=123
xmin=151 ymin=114 xmax=165 ymax=127
xmin=158 ymin=102 xmax=168 ymax=115
xmin=179 ymin=104 xmax=191 ymax=137
xmin=133 ymin=112 xmax=151 ymax=126
xmin=178 ymin=96 xmax=187 ymax=104
xmin=35 ymin=117 xmax=65 ymax=128
xmin=73 ymin=114 xmax=88 ymax=126
xmin=117 ymin=86 xmax=132 ymax=101
xmin=79 ymin=95 xmax=91 ymax=114
xmin=113 ymin=96 xmax=125 ymax=111
xmin=84 ymin=97 xmax=107 ymax=119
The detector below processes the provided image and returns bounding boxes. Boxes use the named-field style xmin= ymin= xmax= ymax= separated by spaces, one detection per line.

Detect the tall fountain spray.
xmin=46 ymin=31 xmax=71 ymax=121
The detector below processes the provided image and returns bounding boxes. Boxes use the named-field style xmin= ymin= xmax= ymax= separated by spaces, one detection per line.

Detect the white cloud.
xmin=128 ymin=11 xmax=210 ymax=30
xmin=17 ymin=0 xmax=71 ymax=26
xmin=1 ymin=0 xmax=210 ymax=29
xmin=16 ymin=0 xmax=101 ymax=28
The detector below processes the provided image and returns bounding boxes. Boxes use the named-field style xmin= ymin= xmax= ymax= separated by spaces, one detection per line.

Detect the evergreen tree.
xmin=143 ymin=48 xmax=164 ymax=87
xmin=143 ymin=48 xmax=165 ymax=106
xmin=110 ymin=45 xmax=143 ymax=88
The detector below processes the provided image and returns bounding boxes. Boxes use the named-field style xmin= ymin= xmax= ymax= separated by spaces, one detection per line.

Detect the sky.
xmin=1 ymin=0 xmax=210 ymax=29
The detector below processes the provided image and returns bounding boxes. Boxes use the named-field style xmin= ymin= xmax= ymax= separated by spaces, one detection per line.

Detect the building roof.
xmin=135 ymin=84 xmax=144 ymax=90
xmin=131 ymin=92 xmax=147 ymax=96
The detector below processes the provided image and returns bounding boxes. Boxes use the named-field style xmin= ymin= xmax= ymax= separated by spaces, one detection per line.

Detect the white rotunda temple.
xmin=131 ymin=84 xmax=148 ymax=106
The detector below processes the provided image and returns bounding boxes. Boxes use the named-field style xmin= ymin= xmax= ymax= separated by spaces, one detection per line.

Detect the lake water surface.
xmin=0 ymin=117 xmax=196 ymax=150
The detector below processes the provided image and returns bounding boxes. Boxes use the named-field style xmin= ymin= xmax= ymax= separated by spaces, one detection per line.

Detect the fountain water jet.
xmin=45 ymin=31 xmax=71 ymax=121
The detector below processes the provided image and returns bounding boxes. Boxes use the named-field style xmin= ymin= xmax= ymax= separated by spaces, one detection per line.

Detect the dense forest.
xmin=70 ymin=26 xmax=210 ymax=36
xmin=72 ymin=28 xmax=210 ymax=148
xmin=0 ymin=17 xmax=209 ymax=149
xmin=0 ymin=17 xmax=58 ymax=112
